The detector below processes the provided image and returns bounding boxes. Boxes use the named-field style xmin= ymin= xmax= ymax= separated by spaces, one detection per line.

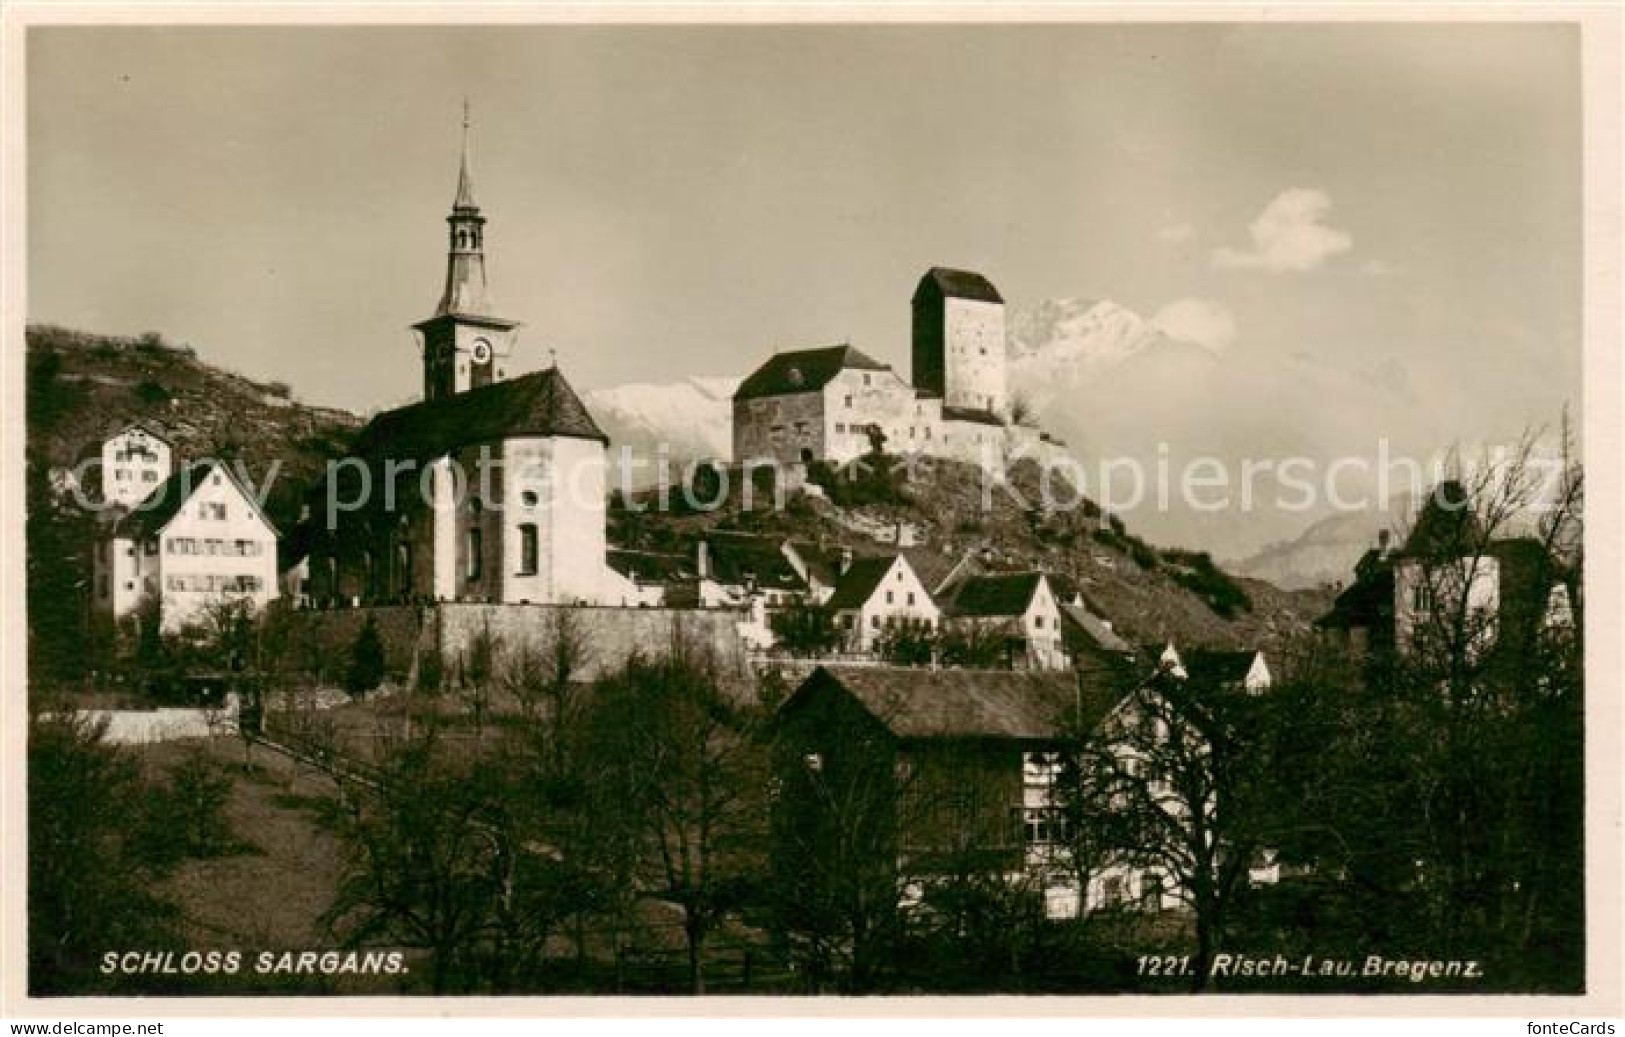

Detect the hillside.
xmin=25 ymin=325 xmax=363 ymax=686
xmin=26 ymin=325 xmax=362 ymax=527
xmin=24 ymin=324 xmax=1328 ymax=681
xmin=611 ymin=455 xmax=1331 ymax=657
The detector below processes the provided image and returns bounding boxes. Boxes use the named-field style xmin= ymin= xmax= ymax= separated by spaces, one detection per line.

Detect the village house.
xmin=941 ymin=570 xmax=1071 ymax=670
xmin=1182 ymin=648 xmax=1273 ymax=694
xmin=824 ymin=554 xmax=942 ymax=653
xmin=300 ymin=111 xmax=628 ymax=609
xmin=1058 ymin=601 xmax=1138 ymax=678
xmin=96 ymin=421 xmax=174 ymax=509
xmin=93 ymin=459 xmax=281 ymax=632
xmin=1317 ymin=480 xmax=1575 ymax=662
xmin=771 ymin=665 xmax=1174 ymax=922
xmin=604 ymin=533 xmax=843 ymax=611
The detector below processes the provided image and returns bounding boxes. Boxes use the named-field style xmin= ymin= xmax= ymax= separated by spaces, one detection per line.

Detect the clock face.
xmin=470 ymin=339 xmax=493 ymax=364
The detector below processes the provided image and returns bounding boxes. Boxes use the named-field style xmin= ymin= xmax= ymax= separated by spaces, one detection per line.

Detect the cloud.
xmin=1212 ymin=188 xmax=1353 ymax=272
xmin=1157 ymin=222 xmax=1196 ymax=244
xmin=1150 ymin=297 xmax=1237 ymax=353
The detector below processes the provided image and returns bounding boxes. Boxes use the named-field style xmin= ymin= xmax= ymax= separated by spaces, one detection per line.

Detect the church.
xmin=302 ymin=111 xmax=629 ymax=608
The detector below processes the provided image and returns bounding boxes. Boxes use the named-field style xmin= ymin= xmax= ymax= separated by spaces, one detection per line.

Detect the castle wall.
xmin=820 ymin=368 xmax=916 ymax=462
xmin=942 ymin=297 xmax=1007 ymax=416
xmin=733 ymin=391 xmax=827 ymax=465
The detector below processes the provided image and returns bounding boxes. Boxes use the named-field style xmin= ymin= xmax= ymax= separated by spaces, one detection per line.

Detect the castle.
xmin=732 ymin=267 xmax=1067 ymax=470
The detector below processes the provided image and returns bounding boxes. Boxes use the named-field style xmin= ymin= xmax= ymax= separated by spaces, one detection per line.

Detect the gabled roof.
xmin=701 ymin=532 xmax=808 ymax=592
xmin=1183 ymin=649 xmax=1261 ymax=688
xmin=901 ymin=547 xmax=972 ymax=599
xmin=786 ymin=540 xmax=844 ymax=587
xmin=116 ymin=460 xmax=280 ymax=540
xmin=733 ymin=344 xmax=892 ymax=402
xmin=790 ymin=666 xmax=1121 ymax=741
xmin=1060 ymin=604 xmax=1132 ymax=655
xmin=941 ymin=406 xmax=1005 ymax=427
xmin=109 ymin=420 xmax=172 ymax=446
xmin=350 ymin=367 xmax=608 ymax=461
xmin=1047 ymin=573 xmax=1083 ymax=607
xmin=912 ymin=267 xmax=1004 ymax=305
xmin=1396 ymin=481 xmax=1484 ymax=560
xmin=825 ymin=555 xmax=900 ymax=611
xmin=607 ymin=548 xmax=693 ymax=585
xmin=948 ymin=571 xmax=1048 ymax=618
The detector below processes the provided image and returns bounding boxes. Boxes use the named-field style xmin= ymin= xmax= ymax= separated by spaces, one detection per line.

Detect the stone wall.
xmin=733 ymin=391 xmax=827 ymax=465
xmin=280 ymin=602 xmax=752 ymax=687
xmin=434 ymin=603 xmax=751 ymax=681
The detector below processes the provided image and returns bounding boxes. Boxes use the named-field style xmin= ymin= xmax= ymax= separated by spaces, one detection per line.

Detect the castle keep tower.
xmin=413 ymin=103 xmax=521 ymax=402
xmin=911 ymin=266 xmax=1008 ymax=418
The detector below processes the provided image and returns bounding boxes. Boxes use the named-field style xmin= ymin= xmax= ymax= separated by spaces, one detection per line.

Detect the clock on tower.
xmin=411 ymin=104 xmax=521 ymax=402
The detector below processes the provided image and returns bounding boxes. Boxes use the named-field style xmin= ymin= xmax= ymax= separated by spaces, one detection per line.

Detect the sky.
xmin=26 ymin=23 xmax=1583 ymax=553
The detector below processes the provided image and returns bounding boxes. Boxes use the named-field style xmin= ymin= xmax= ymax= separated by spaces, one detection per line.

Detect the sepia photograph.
xmin=3 ymin=4 xmax=1620 ymax=1020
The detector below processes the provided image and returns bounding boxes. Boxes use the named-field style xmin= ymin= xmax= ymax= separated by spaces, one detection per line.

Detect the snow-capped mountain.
xmin=1008 ymin=298 xmax=1221 ymax=409
xmin=585 ymin=375 xmax=737 ymax=477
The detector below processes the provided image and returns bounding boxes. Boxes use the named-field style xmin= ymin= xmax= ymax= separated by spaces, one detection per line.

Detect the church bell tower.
xmin=413 ymin=101 xmax=521 ymax=402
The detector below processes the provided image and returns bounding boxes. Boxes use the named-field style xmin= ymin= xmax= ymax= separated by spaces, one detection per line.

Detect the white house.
xmin=943 ymin=571 xmax=1069 ymax=670
xmin=825 ymin=553 xmax=941 ymax=653
xmin=94 ymin=460 xmax=281 ymax=632
xmin=99 ymin=422 xmax=173 ymax=509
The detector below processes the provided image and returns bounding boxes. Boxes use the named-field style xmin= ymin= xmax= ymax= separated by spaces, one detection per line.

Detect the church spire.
xmin=453 ymin=98 xmax=477 ymax=211
xmin=436 ymin=100 xmax=492 ymax=317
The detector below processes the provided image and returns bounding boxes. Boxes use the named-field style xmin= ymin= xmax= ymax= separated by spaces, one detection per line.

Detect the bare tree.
xmin=577 ymin=632 xmax=769 ymax=993
xmin=1054 ymin=673 xmax=1269 ymax=991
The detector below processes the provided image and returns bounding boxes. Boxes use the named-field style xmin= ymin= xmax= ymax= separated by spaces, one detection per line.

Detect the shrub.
xmin=344 ymin=615 xmax=386 ymax=697
xmin=138 ymin=754 xmax=241 ymax=866
xmin=1091 ymin=527 xmax=1160 ymax=570
xmin=134 ymin=379 xmax=173 ymax=405
xmin=808 ymin=456 xmax=912 ymax=509
xmin=1163 ymin=549 xmax=1252 ymax=618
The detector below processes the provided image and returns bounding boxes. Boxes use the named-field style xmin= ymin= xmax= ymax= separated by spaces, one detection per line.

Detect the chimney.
xmin=1377 ymin=528 xmax=1391 ymax=554
xmin=697 ymin=540 xmax=711 ymax=581
xmin=839 ymin=548 xmax=854 ymax=576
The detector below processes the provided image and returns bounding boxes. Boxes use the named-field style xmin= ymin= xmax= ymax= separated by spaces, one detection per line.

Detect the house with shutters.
xmin=93 ymin=459 xmax=281 ymax=632
xmin=824 ymin=554 xmax=941 ymax=653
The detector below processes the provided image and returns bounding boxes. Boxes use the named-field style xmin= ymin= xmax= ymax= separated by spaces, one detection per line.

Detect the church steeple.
xmin=414 ymin=101 xmax=520 ymax=402
xmin=453 ymin=99 xmax=478 ymax=210
xmin=438 ymin=99 xmax=494 ymax=317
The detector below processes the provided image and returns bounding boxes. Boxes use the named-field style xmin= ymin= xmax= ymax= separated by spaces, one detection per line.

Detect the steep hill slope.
xmin=25 ymin=325 xmax=363 ymax=686
xmin=26 ymin=325 xmax=362 ymax=528
xmin=611 ymin=455 xmax=1330 ymax=657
